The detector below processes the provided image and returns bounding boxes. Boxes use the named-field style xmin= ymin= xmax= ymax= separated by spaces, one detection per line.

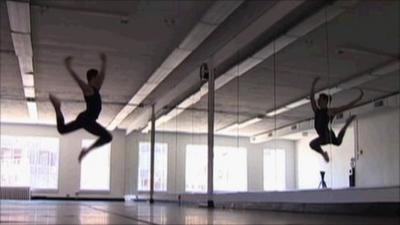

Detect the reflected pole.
xmin=206 ymin=62 xmax=215 ymax=208
xmin=149 ymin=104 xmax=155 ymax=204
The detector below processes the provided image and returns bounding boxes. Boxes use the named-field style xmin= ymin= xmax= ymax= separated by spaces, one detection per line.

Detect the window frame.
xmin=184 ymin=144 xmax=248 ymax=193
xmin=0 ymin=135 xmax=60 ymax=191
xmin=263 ymin=148 xmax=286 ymax=191
xmin=137 ymin=142 xmax=168 ymax=192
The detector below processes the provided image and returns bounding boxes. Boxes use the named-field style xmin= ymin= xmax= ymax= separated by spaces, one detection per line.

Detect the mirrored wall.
xmin=127 ymin=0 xmax=399 ymax=196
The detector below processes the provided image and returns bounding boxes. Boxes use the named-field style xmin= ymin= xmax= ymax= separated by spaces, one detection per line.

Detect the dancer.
xmin=49 ymin=53 xmax=112 ymax=162
xmin=309 ymin=77 xmax=363 ymax=162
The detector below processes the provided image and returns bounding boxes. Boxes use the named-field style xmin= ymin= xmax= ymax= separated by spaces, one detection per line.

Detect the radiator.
xmin=0 ymin=187 xmax=31 ymax=200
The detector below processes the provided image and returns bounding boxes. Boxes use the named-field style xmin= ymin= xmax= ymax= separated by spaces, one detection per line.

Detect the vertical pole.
xmin=207 ymin=63 xmax=215 ymax=208
xmin=149 ymin=104 xmax=155 ymax=204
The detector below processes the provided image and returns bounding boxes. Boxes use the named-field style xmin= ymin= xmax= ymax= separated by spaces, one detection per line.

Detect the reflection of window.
xmin=0 ymin=136 xmax=59 ymax=189
xmin=137 ymin=143 xmax=168 ymax=191
xmin=263 ymin=149 xmax=286 ymax=191
xmin=185 ymin=145 xmax=247 ymax=193
xmin=80 ymin=140 xmax=110 ymax=191
xmin=185 ymin=145 xmax=207 ymax=192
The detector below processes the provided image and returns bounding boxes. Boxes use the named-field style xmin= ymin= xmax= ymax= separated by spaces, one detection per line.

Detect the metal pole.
xmin=149 ymin=104 xmax=155 ymax=204
xmin=207 ymin=64 xmax=215 ymax=208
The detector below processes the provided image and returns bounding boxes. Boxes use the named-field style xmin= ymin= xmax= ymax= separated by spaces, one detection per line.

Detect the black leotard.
xmin=314 ymin=108 xmax=332 ymax=137
xmin=83 ymin=87 xmax=102 ymax=119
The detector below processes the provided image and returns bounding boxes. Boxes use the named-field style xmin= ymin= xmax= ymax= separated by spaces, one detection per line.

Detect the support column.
xmin=207 ymin=63 xmax=215 ymax=208
xmin=149 ymin=104 xmax=155 ymax=204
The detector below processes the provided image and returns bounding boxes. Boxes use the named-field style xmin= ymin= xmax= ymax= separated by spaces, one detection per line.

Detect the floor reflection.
xmin=0 ymin=200 xmax=398 ymax=225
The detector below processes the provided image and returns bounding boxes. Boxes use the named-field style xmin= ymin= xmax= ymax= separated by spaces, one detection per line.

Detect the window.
xmin=80 ymin=139 xmax=111 ymax=191
xmin=263 ymin=149 xmax=286 ymax=191
xmin=0 ymin=136 xmax=59 ymax=189
xmin=185 ymin=145 xmax=247 ymax=193
xmin=137 ymin=142 xmax=168 ymax=191
xmin=185 ymin=145 xmax=207 ymax=192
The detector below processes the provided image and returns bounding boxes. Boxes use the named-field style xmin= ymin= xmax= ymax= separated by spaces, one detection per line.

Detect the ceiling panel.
xmin=0 ymin=0 xmax=212 ymax=124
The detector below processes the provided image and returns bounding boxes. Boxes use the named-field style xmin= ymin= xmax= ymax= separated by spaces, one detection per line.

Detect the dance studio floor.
xmin=0 ymin=200 xmax=398 ymax=225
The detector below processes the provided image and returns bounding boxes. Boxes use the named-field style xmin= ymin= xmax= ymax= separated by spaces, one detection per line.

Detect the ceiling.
xmin=1 ymin=0 xmax=399 ymax=138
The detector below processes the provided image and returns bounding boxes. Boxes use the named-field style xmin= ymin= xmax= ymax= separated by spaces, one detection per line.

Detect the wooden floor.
xmin=0 ymin=200 xmax=399 ymax=224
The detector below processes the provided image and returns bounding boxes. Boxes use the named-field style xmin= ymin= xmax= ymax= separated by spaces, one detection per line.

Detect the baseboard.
xmin=31 ymin=196 xmax=124 ymax=201
xmin=215 ymin=202 xmax=400 ymax=216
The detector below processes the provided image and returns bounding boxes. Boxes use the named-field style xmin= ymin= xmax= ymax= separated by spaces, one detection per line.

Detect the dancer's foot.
xmin=78 ymin=148 xmax=90 ymax=163
xmin=49 ymin=94 xmax=61 ymax=109
xmin=322 ymin=151 xmax=330 ymax=163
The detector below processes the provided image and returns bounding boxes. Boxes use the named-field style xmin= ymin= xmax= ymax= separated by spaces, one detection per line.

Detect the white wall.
xmin=0 ymin=123 xmax=126 ymax=199
xmin=124 ymin=131 xmax=296 ymax=194
xmin=296 ymin=126 xmax=355 ymax=189
xmin=355 ymin=108 xmax=400 ymax=187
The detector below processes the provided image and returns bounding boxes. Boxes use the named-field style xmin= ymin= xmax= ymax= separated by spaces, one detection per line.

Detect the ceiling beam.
xmin=106 ymin=1 xmax=244 ymax=131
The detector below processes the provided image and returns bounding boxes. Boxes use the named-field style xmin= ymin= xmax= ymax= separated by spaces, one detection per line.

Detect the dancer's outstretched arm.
xmin=91 ymin=53 xmax=107 ymax=90
xmin=330 ymin=89 xmax=363 ymax=115
xmin=65 ymin=56 xmax=93 ymax=96
xmin=310 ymin=77 xmax=320 ymax=112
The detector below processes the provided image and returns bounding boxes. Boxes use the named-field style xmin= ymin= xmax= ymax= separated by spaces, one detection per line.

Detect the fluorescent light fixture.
xmin=287 ymin=5 xmax=343 ymax=37
xmin=11 ymin=33 xmax=32 ymax=57
xmin=178 ymin=95 xmax=200 ymax=109
xmin=218 ymin=123 xmax=239 ymax=133
xmin=160 ymin=48 xmax=191 ymax=70
xmin=218 ymin=116 xmax=263 ymax=133
xmin=107 ymin=105 xmax=136 ymax=130
xmin=201 ymin=0 xmax=243 ymax=24
xmin=237 ymin=57 xmax=263 ymax=75
xmin=141 ymin=122 xmax=151 ymax=133
xmin=26 ymin=100 xmax=38 ymax=120
xmin=179 ymin=23 xmax=216 ymax=51
xmin=250 ymin=131 xmax=276 ymax=144
xmin=23 ymin=87 xmax=35 ymax=98
xmin=6 ymin=0 xmax=30 ymax=33
xmin=18 ymin=56 xmax=33 ymax=74
xmin=266 ymin=107 xmax=290 ymax=117
xmin=286 ymin=98 xmax=310 ymax=109
xmin=371 ymin=60 xmax=400 ymax=76
xmin=132 ymin=83 xmax=158 ymax=100
xmin=252 ymin=36 xmax=296 ymax=60
xmin=336 ymin=60 xmax=400 ymax=90
xmin=326 ymin=86 xmax=342 ymax=95
xmin=238 ymin=117 xmax=263 ymax=128
xmin=253 ymin=43 xmax=274 ymax=60
xmin=22 ymin=74 xmax=34 ymax=87
xmin=147 ymin=67 xmax=171 ymax=84
xmin=315 ymin=86 xmax=342 ymax=97
xmin=338 ymin=75 xmax=375 ymax=90
xmin=215 ymin=72 xmax=238 ymax=89
xmin=127 ymin=95 xmax=145 ymax=106
xmin=120 ymin=105 xmax=136 ymax=115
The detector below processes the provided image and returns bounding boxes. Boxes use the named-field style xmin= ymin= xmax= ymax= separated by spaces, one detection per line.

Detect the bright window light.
xmin=137 ymin=142 xmax=168 ymax=191
xmin=263 ymin=148 xmax=286 ymax=191
xmin=185 ymin=145 xmax=247 ymax=193
xmin=0 ymin=136 xmax=59 ymax=189
xmin=185 ymin=145 xmax=207 ymax=193
xmin=80 ymin=139 xmax=110 ymax=191
xmin=214 ymin=146 xmax=247 ymax=192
